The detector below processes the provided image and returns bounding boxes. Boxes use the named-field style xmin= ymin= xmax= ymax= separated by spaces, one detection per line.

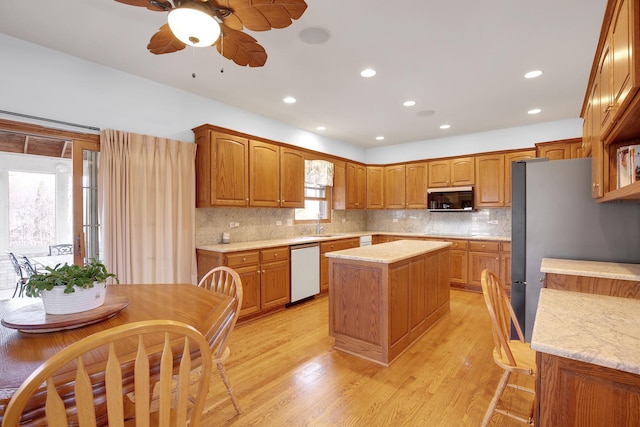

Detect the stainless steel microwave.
xmin=427 ymin=186 xmax=475 ymax=211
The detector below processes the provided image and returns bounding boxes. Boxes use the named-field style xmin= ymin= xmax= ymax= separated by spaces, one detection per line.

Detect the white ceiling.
xmin=0 ymin=0 xmax=607 ymax=148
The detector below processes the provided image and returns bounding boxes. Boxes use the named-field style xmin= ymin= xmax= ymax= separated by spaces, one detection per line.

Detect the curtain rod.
xmin=0 ymin=110 xmax=100 ymax=132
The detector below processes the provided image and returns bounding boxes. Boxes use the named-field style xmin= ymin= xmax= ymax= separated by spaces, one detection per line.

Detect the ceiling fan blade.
xmin=217 ymin=24 xmax=267 ymax=67
xmin=114 ymin=0 xmax=172 ymax=12
xmin=218 ymin=0 xmax=308 ymax=31
xmin=148 ymin=24 xmax=187 ymax=54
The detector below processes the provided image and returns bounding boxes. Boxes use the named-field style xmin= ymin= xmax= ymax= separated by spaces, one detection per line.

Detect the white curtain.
xmin=98 ymin=129 xmax=197 ymax=284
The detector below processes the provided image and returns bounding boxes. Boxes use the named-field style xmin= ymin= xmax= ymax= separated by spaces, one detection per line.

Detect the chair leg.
xmin=217 ymin=362 xmax=241 ymax=415
xmin=482 ymin=370 xmax=511 ymax=427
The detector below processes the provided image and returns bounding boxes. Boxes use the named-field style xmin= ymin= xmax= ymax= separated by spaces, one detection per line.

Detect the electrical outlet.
xmin=392 ymin=218 xmax=399 ymax=223
xmin=230 ymin=222 xmax=240 ymax=228
xmin=276 ymin=220 xmax=282 ymax=226
xmin=341 ymin=218 xmax=346 ymax=223
xmin=488 ymin=220 xmax=499 ymax=225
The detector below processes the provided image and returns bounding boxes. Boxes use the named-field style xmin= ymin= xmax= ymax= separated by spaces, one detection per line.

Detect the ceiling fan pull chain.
xmin=220 ymin=33 xmax=224 ymax=74
xmin=191 ymin=45 xmax=197 ymax=78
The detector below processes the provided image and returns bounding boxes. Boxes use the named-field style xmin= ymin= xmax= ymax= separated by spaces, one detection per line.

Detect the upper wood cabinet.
xmin=346 ymin=162 xmax=366 ymax=209
xmin=504 ymin=150 xmax=536 ymax=206
xmin=249 ymin=140 xmax=280 ymax=207
xmin=581 ymin=0 xmax=640 ymax=202
xmin=332 ymin=161 xmax=347 ymax=210
xmin=366 ymin=166 xmax=385 ymax=209
xmin=194 ymin=127 xmax=249 ymax=208
xmin=428 ymin=157 xmax=474 ymax=188
xmin=384 ymin=164 xmax=406 ymax=208
xmin=194 ymin=125 xmax=304 ymax=208
xmin=279 ymin=147 xmax=305 ymax=208
xmin=475 ymin=154 xmax=505 ymax=208
xmin=601 ymin=0 xmax=637 ymax=139
xmin=536 ymin=139 xmax=583 ymax=160
xmin=405 ymin=162 xmax=428 ymax=208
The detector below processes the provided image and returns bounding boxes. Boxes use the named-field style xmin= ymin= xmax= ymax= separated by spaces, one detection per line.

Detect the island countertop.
xmin=540 ymin=258 xmax=640 ymax=281
xmin=325 ymin=239 xmax=451 ymax=264
xmin=531 ymin=288 xmax=640 ymax=375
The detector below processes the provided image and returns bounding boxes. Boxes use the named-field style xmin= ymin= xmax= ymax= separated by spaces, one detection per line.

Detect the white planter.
xmin=41 ymin=282 xmax=107 ymax=315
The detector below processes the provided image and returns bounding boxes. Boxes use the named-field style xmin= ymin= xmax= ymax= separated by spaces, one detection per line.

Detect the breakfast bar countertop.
xmin=531 ymin=288 xmax=640 ymax=375
xmin=540 ymin=258 xmax=640 ymax=281
xmin=325 ymin=240 xmax=451 ymax=264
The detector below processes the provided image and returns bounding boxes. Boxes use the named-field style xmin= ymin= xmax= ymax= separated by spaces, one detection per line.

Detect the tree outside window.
xmin=8 ymin=171 xmax=56 ymax=247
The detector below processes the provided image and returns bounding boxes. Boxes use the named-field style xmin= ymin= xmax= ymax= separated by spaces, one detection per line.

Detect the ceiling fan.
xmin=115 ymin=0 xmax=308 ymax=67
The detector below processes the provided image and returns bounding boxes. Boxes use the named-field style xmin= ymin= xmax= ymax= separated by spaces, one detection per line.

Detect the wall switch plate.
xmin=392 ymin=219 xmax=399 ymax=223
xmin=276 ymin=220 xmax=282 ymax=226
xmin=230 ymin=222 xmax=240 ymax=228
xmin=341 ymin=218 xmax=346 ymax=223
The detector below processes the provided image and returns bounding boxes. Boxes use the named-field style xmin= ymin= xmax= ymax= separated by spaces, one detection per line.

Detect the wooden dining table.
xmin=0 ymin=283 xmax=234 ymax=421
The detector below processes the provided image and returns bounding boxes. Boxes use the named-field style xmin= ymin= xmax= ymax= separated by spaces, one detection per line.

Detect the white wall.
xmin=365 ymin=119 xmax=583 ymax=164
xmin=1 ymin=34 xmax=582 ymax=165
xmin=0 ymin=34 xmax=365 ymax=162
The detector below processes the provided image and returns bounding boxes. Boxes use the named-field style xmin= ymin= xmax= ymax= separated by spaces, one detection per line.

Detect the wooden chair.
xmin=197 ymin=266 xmax=244 ymax=414
xmin=7 ymin=252 xmax=27 ymax=298
xmin=480 ymin=269 xmax=536 ymax=427
xmin=1 ymin=320 xmax=212 ymax=427
xmin=49 ymin=243 xmax=73 ymax=255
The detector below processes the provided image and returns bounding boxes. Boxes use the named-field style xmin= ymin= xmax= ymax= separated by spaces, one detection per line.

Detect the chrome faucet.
xmin=316 ymin=213 xmax=324 ymax=235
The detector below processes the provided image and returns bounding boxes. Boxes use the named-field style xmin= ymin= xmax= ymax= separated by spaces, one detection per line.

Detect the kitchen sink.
xmin=305 ymin=233 xmax=346 ymax=238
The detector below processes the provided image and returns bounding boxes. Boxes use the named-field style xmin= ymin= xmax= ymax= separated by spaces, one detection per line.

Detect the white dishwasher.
xmin=289 ymin=243 xmax=320 ymax=305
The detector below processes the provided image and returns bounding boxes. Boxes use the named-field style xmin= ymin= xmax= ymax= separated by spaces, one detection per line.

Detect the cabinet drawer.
xmin=225 ymin=251 xmax=260 ymax=268
xmin=320 ymin=238 xmax=359 ymax=253
xmin=261 ymin=246 xmax=290 ymax=263
xmin=468 ymin=241 xmax=500 ymax=252
xmin=501 ymin=242 xmax=511 ymax=252
xmin=446 ymin=239 xmax=468 ymax=250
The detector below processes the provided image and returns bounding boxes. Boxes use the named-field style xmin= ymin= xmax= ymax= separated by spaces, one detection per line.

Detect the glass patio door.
xmin=72 ymin=139 xmax=100 ymax=265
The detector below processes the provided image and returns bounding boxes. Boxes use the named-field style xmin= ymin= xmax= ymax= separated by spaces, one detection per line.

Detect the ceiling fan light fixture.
xmin=168 ymin=5 xmax=220 ymax=47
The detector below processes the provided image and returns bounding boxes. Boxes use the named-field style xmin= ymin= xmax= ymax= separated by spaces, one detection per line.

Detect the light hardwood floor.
xmin=201 ymin=289 xmax=534 ymax=426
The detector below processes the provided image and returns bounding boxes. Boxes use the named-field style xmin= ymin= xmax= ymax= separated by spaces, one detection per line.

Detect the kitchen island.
xmin=326 ymin=240 xmax=451 ymax=366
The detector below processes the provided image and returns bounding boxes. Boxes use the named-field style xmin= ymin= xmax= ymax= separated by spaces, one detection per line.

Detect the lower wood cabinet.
xmin=320 ymin=238 xmax=360 ymax=293
xmin=196 ymin=246 xmax=290 ymax=320
xmin=537 ymin=352 xmax=640 ymax=427
xmin=386 ymin=236 xmax=510 ymax=293
xmin=446 ymin=239 xmax=469 ymax=286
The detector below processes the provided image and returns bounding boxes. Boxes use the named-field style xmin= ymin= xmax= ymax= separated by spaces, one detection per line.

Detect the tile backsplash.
xmin=196 ymin=207 xmax=511 ymax=246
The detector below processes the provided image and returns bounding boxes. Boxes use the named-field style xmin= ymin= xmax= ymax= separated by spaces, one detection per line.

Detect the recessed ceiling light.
xmin=375 ymin=136 xmax=384 ymax=141
xmin=403 ymin=100 xmax=416 ymax=107
xmin=283 ymin=96 xmax=296 ymax=104
xmin=316 ymin=126 xmax=326 ymax=131
xmin=440 ymin=124 xmax=451 ymax=129
xmin=524 ymin=70 xmax=543 ymax=79
xmin=360 ymin=68 xmax=377 ymax=78
xmin=528 ymin=108 xmax=541 ymax=115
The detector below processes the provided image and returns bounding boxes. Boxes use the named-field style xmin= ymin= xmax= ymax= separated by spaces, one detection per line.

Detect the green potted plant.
xmin=25 ymin=259 xmax=119 ymax=315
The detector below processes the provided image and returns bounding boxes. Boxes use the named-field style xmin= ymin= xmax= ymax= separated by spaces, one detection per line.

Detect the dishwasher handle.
xmin=290 ymin=243 xmax=320 ymax=250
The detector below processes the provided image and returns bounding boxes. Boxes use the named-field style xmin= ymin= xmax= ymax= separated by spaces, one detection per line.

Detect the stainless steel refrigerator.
xmin=511 ymin=157 xmax=640 ymax=341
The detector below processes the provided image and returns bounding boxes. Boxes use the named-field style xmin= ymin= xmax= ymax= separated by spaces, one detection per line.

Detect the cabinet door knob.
xmin=274 ymin=253 xmax=278 ymax=257
xmin=242 ymin=257 xmax=247 ymax=261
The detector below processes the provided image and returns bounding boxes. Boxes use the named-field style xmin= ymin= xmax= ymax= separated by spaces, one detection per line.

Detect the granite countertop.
xmin=324 ymin=240 xmax=451 ymax=264
xmin=197 ymin=232 xmax=509 ymax=253
xmin=541 ymin=258 xmax=640 ymax=281
xmin=531 ymin=288 xmax=640 ymax=375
